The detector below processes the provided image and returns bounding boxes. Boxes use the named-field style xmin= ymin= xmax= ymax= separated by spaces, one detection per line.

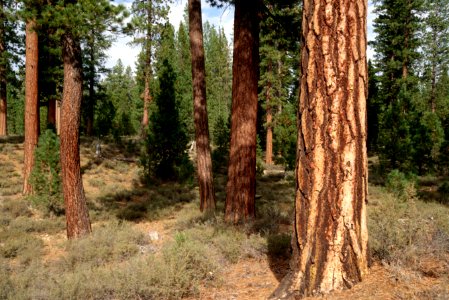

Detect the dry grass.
xmin=1 ymin=139 xmax=449 ymax=299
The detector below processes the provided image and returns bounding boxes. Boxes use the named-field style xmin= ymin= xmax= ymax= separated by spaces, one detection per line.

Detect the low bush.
xmin=385 ymin=169 xmax=418 ymax=201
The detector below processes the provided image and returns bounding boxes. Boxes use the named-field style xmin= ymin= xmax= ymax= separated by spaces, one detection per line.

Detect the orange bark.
xmin=60 ymin=32 xmax=91 ymax=238
xmin=272 ymin=0 xmax=369 ymax=297
xmin=23 ymin=19 xmax=39 ymax=195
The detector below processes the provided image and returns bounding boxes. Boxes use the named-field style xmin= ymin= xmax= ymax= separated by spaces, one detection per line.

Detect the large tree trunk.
xmin=188 ymin=0 xmax=216 ymax=212
xmin=23 ymin=19 xmax=39 ymax=195
xmin=272 ymin=0 xmax=369 ymax=297
xmin=225 ymin=0 xmax=260 ymax=223
xmin=0 ymin=1 xmax=6 ymax=137
xmin=60 ymin=32 xmax=91 ymax=239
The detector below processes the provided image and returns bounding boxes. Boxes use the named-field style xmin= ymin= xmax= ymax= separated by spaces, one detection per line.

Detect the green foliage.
xmin=385 ymin=169 xmax=418 ymax=201
xmin=211 ymin=115 xmax=230 ymax=173
xmin=142 ymin=59 xmax=192 ymax=182
xmin=29 ymin=129 xmax=63 ymax=215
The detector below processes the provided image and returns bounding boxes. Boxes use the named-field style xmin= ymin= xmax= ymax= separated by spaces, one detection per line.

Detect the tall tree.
xmin=273 ymin=0 xmax=368 ymax=296
xmin=0 ymin=0 xmax=6 ymax=136
xmin=81 ymin=0 xmax=126 ymax=136
xmin=421 ymin=0 xmax=449 ymax=113
xmin=60 ymin=28 xmax=91 ymax=238
xmin=23 ymin=18 xmax=39 ymax=195
xmin=371 ymin=0 xmax=423 ymax=170
xmin=204 ymin=23 xmax=232 ymax=140
xmin=131 ymin=0 xmax=169 ymax=132
xmin=188 ymin=0 xmax=216 ymax=212
xmin=225 ymin=0 xmax=261 ymax=223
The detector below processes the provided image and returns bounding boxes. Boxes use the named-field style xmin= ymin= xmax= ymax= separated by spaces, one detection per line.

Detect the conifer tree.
xmin=188 ymin=0 xmax=216 ymax=212
xmin=130 ymin=0 xmax=170 ymax=132
xmin=273 ymin=0 xmax=368 ymax=296
xmin=371 ymin=0 xmax=423 ymax=170
xmin=23 ymin=15 xmax=39 ymax=195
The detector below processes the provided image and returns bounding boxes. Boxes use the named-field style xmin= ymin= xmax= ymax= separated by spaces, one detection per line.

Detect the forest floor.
xmin=0 ymin=136 xmax=448 ymax=299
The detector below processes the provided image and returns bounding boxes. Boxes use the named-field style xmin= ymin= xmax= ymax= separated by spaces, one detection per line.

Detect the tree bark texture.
xmin=141 ymin=3 xmax=153 ymax=132
xmin=188 ymin=0 xmax=216 ymax=212
xmin=60 ymin=32 xmax=91 ymax=239
xmin=225 ymin=0 xmax=260 ymax=223
xmin=47 ymin=97 xmax=56 ymax=128
xmin=56 ymin=100 xmax=61 ymax=135
xmin=265 ymin=84 xmax=273 ymax=165
xmin=23 ymin=20 xmax=39 ymax=195
xmin=272 ymin=0 xmax=369 ymax=297
xmin=0 ymin=1 xmax=6 ymax=137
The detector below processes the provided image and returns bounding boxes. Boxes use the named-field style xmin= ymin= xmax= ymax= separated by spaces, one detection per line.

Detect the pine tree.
xmin=0 ymin=0 xmax=7 ymax=136
xmin=81 ymin=0 xmax=127 ymax=136
xmin=258 ymin=0 xmax=300 ymax=165
xmin=188 ymin=0 xmax=216 ymax=212
xmin=204 ymin=23 xmax=231 ymax=138
xmin=225 ymin=0 xmax=261 ymax=223
xmin=23 ymin=16 xmax=39 ymax=195
xmin=130 ymin=0 xmax=170 ymax=132
xmin=273 ymin=0 xmax=368 ymax=296
xmin=176 ymin=19 xmax=194 ymax=138
xmin=371 ymin=0 xmax=423 ymax=171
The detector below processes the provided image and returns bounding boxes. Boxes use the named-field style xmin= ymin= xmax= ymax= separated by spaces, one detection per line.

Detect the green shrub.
xmin=437 ymin=181 xmax=449 ymax=204
xmin=29 ymin=129 xmax=64 ymax=215
xmin=267 ymin=233 xmax=291 ymax=258
xmin=385 ymin=169 xmax=417 ymax=201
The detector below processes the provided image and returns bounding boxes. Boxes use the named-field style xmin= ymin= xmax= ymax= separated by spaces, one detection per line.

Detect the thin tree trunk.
xmin=188 ymin=0 xmax=216 ymax=212
xmin=60 ymin=32 xmax=91 ymax=239
xmin=56 ymin=100 xmax=61 ymax=135
xmin=0 ymin=1 xmax=6 ymax=137
xmin=86 ymin=35 xmax=95 ymax=136
xmin=272 ymin=0 xmax=369 ymax=297
xmin=265 ymin=82 xmax=273 ymax=165
xmin=47 ymin=97 xmax=56 ymax=128
xmin=23 ymin=19 xmax=39 ymax=195
xmin=430 ymin=62 xmax=436 ymax=113
xmin=141 ymin=2 xmax=153 ymax=133
xmin=225 ymin=0 xmax=260 ymax=223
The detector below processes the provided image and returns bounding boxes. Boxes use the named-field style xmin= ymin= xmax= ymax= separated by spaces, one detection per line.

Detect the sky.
xmin=106 ymin=1 xmax=375 ymax=72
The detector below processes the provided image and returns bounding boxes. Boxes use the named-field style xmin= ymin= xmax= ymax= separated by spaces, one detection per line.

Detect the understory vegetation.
xmin=1 ymin=140 xmax=449 ymax=299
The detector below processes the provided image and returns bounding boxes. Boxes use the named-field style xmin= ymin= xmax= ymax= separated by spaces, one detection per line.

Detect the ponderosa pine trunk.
xmin=47 ymin=97 xmax=56 ymax=128
xmin=0 ymin=0 xmax=6 ymax=137
xmin=141 ymin=3 xmax=153 ymax=133
xmin=60 ymin=32 xmax=91 ymax=239
xmin=225 ymin=0 xmax=260 ymax=223
xmin=23 ymin=19 xmax=39 ymax=195
xmin=188 ymin=0 xmax=216 ymax=212
xmin=265 ymin=82 xmax=273 ymax=165
xmin=56 ymin=100 xmax=61 ymax=135
xmin=271 ymin=0 xmax=369 ymax=297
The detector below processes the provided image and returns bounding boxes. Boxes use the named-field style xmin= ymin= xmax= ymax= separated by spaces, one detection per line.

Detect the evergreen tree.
xmin=102 ymin=59 xmax=139 ymax=136
xmin=143 ymin=58 xmax=191 ymax=181
xmin=258 ymin=0 xmax=300 ymax=165
xmin=130 ymin=0 xmax=170 ymax=132
xmin=204 ymin=23 xmax=231 ymax=139
xmin=176 ymin=20 xmax=194 ymax=138
xmin=371 ymin=0 xmax=424 ymax=171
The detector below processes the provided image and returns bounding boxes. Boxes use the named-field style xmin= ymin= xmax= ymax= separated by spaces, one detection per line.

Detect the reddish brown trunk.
xmin=188 ymin=0 xmax=216 ymax=212
xmin=56 ymin=100 xmax=61 ymax=135
xmin=0 ymin=4 xmax=6 ymax=137
xmin=23 ymin=19 xmax=39 ymax=195
xmin=141 ymin=77 xmax=150 ymax=128
xmin=272 ymin=0 xmax=369 ymax=297
xmin=430 ymin=63 xmax=436 ymax=113
xmin=265 ymin=85 xmax=273 ymax=165
xmin=141 ymin=9 xmax=153 ymax=133
xmin=60 ymin=32 xmax=91 ymax=239
xmin=225 ymin=0 xmax=260 ymax=223
xmin=47 ymin=97 xmax=56 ymax=128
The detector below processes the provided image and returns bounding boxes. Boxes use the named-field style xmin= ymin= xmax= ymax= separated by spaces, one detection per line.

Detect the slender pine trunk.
xmin=60 ymin=31 xmax=91 ymax=239
xmin=188 ymin=0 xmax=216 ymax=212
xmin=0 ymin=0 xmax=6 ymax=137
xmin=23 ymin=19 xmax=39 ymax=195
